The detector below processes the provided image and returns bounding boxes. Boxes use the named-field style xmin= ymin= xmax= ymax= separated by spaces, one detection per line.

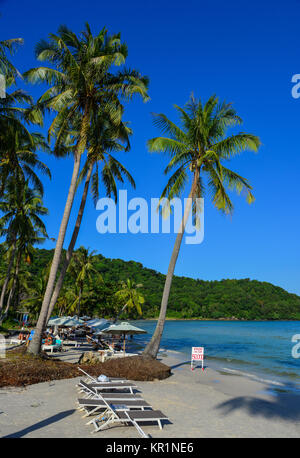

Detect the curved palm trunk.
xmin=0 ymin=238 xmax=17 ymax=317
xmin=143 ymin=171 xmax=199 ymax=359
xmin=28 ymin=104 xmax=90 ymax=355
xmin=46 ymin=163 xmax=93 ymax=322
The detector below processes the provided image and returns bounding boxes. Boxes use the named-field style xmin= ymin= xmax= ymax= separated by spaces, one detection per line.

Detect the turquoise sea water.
xmin=132 ymin=320 xmax=300 ymax=389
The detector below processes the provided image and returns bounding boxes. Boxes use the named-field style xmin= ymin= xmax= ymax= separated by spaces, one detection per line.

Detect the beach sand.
xmin=0 ymin=352 xmax=300 ymax=438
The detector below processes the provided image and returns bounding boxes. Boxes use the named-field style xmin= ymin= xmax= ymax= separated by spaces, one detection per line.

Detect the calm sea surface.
xmin=132 ymin=320 xmax=300 ymax=389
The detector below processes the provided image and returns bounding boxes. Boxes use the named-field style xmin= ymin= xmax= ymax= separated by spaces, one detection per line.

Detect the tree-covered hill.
xmin=5 ymin=246 xmax=299 ymax=321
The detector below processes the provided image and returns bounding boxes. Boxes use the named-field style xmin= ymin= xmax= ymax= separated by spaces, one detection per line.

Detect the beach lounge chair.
xmin=78 ymin=397 xmax=152 ymax=418
xmin=77 ymin=380 xmax=140 ymax=398
xmin=77 ymin=381 xmax=149 ymax=417
xmin=77 ymin=367 xmax=127 ymax=384
xmin=87 ymin=393 xmax=168 ymax=436
xmin=78 ymin=379 xmax=137 ymax=394
xmin=77 ymin=379 xmax=137 ymax=395
xmin=42 ymin=342 xmax=62 ymax=354
xmin=78 ymin=388 xmax=143 ymax=401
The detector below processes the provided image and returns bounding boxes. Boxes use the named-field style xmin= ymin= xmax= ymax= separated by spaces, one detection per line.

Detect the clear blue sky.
xmin=1 ymin=0 xmax=300 ymax=295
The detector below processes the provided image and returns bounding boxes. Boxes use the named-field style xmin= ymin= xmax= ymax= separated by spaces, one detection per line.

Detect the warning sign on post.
xmin=191 ymin=346 xmax=204 ymax=371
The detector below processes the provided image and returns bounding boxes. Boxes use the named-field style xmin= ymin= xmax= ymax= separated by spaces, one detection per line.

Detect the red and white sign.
xmin=191 ymin=347 xmax=204 ymax=371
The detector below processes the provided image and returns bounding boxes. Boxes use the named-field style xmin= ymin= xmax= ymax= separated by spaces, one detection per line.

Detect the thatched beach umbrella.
xmin=101 ymin=322 xmax=147 ymax=354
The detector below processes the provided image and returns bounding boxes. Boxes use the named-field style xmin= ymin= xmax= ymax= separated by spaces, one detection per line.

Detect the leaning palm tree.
xmin=143 ymin=94 xmax=261 ymax=358
xmin=114 ymin=279 xmax=144 ymax=322
xmin=26 ymin=23 xmax=149 ymax=355
xmin=46 ymin=104 xmax=134 ymax=322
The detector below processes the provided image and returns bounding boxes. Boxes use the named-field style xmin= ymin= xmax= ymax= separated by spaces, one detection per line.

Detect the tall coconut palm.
xmin=143 ymin=94 xmax=261 ymax=358
xmin=46 ymin=105 xmax=134 ymax=322
xmin=26 ymin=23 xmax=149 ymax=355
xmin=114 ymin=279 xmax=144 ymax=322
xmin=0 ymin=179 xmax=48 ymax=320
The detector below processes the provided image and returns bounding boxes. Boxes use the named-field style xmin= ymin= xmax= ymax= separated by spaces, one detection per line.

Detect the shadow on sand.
xmin=3 ymin=409 xmax=76 ymax=438
xmin=215 ymin=381 xmax=300 ymax=422
xmin=169 ymin=360 xmax=206 ymax=371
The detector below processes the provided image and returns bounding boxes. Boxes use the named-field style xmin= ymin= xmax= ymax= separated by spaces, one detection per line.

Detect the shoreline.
xmin=139 ymin=318 xmax=300 ymax=322
xmin=162 ymin=349 xmax=300 ymax=395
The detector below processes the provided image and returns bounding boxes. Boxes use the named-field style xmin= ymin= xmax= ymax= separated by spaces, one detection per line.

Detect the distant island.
xmin=5 ymin=246 xmax=299 ymax=322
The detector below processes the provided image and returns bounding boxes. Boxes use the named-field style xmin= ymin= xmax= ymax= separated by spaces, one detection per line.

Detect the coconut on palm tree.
xmin=143 ymin=94 xmax=261 ymax=359
xmin=26 ymin=23 xmax=149 ymax=355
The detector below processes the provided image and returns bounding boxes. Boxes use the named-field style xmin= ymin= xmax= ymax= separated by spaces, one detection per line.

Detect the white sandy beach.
xmin=1 ymin=352 xmax=300 ymax=438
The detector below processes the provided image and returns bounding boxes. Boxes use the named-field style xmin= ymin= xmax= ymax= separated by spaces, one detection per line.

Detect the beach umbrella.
xmin=47 ymin=316 xmax=84 ymax=327
xmin=101 ymin=321 xmax=147 ymax=354
xmin=47 ymin=317 xmax=65 ymax=326
xmin=86 ymin=318 xmax=109 ymax=330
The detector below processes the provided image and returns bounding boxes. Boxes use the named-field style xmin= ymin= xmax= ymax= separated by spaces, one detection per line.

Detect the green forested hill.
xmin=4 ymin=246 xmax=299 ymax=321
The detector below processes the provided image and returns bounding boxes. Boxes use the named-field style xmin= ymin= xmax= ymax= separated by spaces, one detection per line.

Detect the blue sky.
xmin=1 ymin=0 xmax=300 ymax=295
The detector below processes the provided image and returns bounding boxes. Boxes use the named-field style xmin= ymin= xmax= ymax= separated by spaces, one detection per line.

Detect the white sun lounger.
xmin=77 ymin=378 xmax=137 ymax=394
xmin=77 ymin=367 xmax=127 ymax=383
xmin=42 ymin=343 xmax=62 ymax=354
xmin=88 ymin=393 xmax=168 ymax=437
xmin=77 ymin=397 xmax=152 ymax=418
xmin=77 ymin=380 xmax=141 ymax=400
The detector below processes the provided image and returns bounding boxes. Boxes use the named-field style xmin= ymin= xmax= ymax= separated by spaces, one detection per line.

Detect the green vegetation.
xmin=1 ymin=245 xmax=299 ymax=323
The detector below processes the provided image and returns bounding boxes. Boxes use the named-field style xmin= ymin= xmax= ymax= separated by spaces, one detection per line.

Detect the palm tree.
xmin=0 ymin=37 xmax=23 ymax=82
xmin=143 ymin=94 xmax=260 ymax=358
xmin=0 ymin=36 xmax=43 ymax=138
xmin=114 ymin=279 xmax=144 ymax=322
xmin=68 ymin=247 xmax=101 ymax=316
xmin=23 ymin=261 xmax=51 ymax=320
xmin=0 ymin=127 xmax=51 ymax=197
xmin=0 ymin=179 xmax=48 ymax=321
xmin=55 ymin=287 xmax=77 ymax=317
xmin=26 ymin=23 xmax=149 ymax=355
xmin=46 ymin=104 xmax=134 ymax=322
